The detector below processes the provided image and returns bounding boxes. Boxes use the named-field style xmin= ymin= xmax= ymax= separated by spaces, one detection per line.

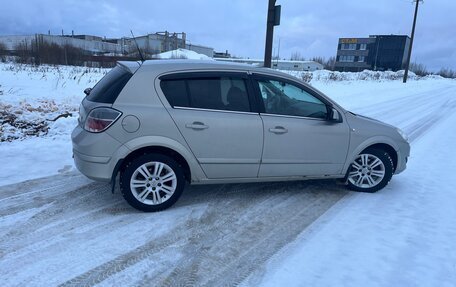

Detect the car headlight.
xmin=397 ymin=128 xmax=409 ymax=142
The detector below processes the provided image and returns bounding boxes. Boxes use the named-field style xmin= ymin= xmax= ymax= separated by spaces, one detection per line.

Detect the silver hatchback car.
xmin=72 ymin=60 xmax=410 ymax=212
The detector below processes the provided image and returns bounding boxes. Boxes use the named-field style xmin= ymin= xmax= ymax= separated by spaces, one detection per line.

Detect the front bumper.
xmin=394 ymin=141 xmax=411 ymax=174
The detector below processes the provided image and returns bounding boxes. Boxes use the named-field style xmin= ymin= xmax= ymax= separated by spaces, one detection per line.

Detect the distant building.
xmin=0 ymin=31 xmax=214 ymax=58
xmin=334 ymin=35 xmax=411 ymax=72
xmin=185 ymin=43 xmax=213 ymax=58
xmin=114 ymin=32 xmax=213 ymax=57
xmin=213 ymin=50 xmax=232 ymax=59
xmin=132 ymin=32 xmax=185 ymax=55
xmin=216 ymin=58 xmax=324 ymax=72
xmin=0 ymin=34 xmax=124 ymax=54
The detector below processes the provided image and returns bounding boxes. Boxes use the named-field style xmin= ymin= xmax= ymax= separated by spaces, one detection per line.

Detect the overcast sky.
xmin=1 ymin=0 xmax=455 ymax=71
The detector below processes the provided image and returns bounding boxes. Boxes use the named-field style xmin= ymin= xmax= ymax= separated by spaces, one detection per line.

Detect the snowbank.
xmin=0 ymin=63 xmax=107 ymax=141
xmin=283 ymin=69 xmax=444 ymax=84
xmin=155 ymin=48 xmax=213 ymax=60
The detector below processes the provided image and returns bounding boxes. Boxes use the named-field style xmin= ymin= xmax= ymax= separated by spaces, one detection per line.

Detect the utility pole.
xmin=374 ymin=36 xmax=381 ymax=71
xmin=403 ymin=0 xmax=422 ymax=83
xmin=264 ymin=0 xmax=281 ymax=68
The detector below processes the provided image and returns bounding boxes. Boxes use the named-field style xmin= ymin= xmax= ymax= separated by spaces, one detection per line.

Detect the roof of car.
xmin=119 ymin=59 xmax=293 ymax=78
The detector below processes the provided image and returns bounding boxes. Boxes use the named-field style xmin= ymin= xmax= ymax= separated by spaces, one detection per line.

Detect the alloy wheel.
xmin=130 ymin=162 xmax=177 ymax=205
xmin=348 ymin=153 xmax=386 ymax=189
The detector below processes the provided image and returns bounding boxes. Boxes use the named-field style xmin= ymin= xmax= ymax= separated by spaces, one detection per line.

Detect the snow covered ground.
xmin=0 ymin=64 xmax=107 ymax=184
xmin=243 ymin=99 xmax=456 ymax=287
xmin=1 ymin=62 xmax=456 ymax=286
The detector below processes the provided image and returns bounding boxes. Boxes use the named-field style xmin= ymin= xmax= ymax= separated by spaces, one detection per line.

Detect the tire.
xmin=346 ymin=148 xmax=394 ymax=193
xmin=120 ymin=153 xmax=185 ymax=212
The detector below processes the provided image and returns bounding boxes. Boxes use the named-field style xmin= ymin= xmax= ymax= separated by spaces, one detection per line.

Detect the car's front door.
xmin=159 ymin=72 xmax=263 ymax=179
xmin=252 ymin=75 xmax=350 ymax=177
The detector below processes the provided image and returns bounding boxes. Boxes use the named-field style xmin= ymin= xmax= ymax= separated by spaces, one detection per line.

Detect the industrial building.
xmin=334 ymin=35 xmax=411 ymax=72
xmin=0 ymin=31 xmax=213 ymax=58
xmin=129 ymin=32 xmax=213 ymax=57
xmin=216 ymin=58 xmax=324 ymax=71
xmin=0 ymin=34 xmax=124 ymax=54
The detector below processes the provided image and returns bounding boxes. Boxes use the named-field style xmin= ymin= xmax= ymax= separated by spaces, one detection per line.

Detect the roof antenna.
xmin=130 ymin=30 xmax=145 ymax=62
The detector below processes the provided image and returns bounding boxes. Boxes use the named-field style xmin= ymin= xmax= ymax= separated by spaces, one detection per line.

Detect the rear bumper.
xmin=71 ymin=125 xmax=128 ymax=182
xmin=73 ymin=150 xmax=113 ymax=182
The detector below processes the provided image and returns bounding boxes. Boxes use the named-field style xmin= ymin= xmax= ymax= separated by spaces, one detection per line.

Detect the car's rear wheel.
xmin=347 ymin=148 xmax=393 ymax=193
xmin=120 ymin=153 xmax=185 ymax=212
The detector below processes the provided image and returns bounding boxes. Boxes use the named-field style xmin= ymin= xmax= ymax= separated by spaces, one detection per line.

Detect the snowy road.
xmin=1 ymin=79 xmax=456 ymax=286
xmin=0 ymin=174 xmax=347 ymax=286
xmin=243 ymin=83 xmax=456 ymax=287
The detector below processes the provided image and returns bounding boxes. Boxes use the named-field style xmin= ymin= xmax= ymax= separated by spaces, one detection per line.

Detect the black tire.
xmin=120 ymin=153 xmax=185 ymax=212
xmin=346 ymin=148 xmax=394 ymax=193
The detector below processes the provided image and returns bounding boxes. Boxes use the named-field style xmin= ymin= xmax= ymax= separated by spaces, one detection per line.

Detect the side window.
xmin=160 ymin=79 xmax=189 ymax=107
xmin=257 ymin=79 xmax=328 ymax=119
xmin=161 ymin=76 xmax=251 ymax=112
xmin=187 ymin=78 xmax=223 ymax=110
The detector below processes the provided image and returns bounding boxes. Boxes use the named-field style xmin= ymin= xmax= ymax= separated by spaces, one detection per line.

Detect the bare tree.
xmin=438 ymin=68 xmax=456 ymax=79
xmin=30 ymin=40 xmax=87 ymax=66
xmin=311 ymin=56 xmax=336 ymax=71
xmin=14 ymin=42 xmax=32 ymax=64
xmin=409 ymin=62 xmax=429 ymax=76
xmin=290 ymin=51 xmax=305 ymax=61
xmin=325 ymin=56 xmax=336 ymax=71
xmin=0 ymin=42 xmax=7 ymax=62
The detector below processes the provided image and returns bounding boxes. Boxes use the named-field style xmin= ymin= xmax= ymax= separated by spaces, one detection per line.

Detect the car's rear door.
xmin=158 ymin=71 xmax=263 ymax=179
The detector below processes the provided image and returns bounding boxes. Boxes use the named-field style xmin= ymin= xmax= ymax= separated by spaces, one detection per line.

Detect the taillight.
xmin=84 ymin=107 xmax=122 ymax=133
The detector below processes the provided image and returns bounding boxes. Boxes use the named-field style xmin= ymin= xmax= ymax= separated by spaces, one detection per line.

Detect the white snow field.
xmin=0 ymin=64 xmax=108 ymax=184
xmin=1 ymin=62 xmax=456 ymax=286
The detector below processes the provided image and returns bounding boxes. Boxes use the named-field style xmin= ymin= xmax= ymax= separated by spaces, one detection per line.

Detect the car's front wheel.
xmin=346 ymin=148 xmax=394 ymax=193
xmin=120 ymin=153 xmax=185 ymax=212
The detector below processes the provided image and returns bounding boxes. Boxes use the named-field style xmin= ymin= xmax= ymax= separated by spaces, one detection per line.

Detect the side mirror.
xmin=328 ymin=107 xmax=343 ymax=123
xmin=84 ymin=88 xmax=92 ymax=96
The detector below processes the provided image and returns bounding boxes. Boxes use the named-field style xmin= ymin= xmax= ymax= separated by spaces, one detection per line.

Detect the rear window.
xmin=160 ymin=76 xmax=251 ymax=112
xmin=86 ymin=66 xmax=132 ymax=103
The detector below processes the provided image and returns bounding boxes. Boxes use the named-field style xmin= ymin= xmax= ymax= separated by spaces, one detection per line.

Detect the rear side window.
xmin=86 ymin=66 xmax=132 ymax=103
xmin=159 ymin=80 xmax=189 ymax=107
xmin=160 ymin=76 xmax=251 ymax=112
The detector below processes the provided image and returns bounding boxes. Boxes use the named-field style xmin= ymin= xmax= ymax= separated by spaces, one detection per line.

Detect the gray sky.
xmin=1 ymin=0 xmax=455 ymax=71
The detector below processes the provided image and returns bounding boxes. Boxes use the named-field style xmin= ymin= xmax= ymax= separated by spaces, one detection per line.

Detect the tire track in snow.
xmin=353 ymin=85 xmax=456 ymax=142
xmin=158 ymin=183 xmax=346 ymax=287
xmin=57 ymin=181 xmax=346 ymax=287
xmin=58 ymin=183 xmax=278 ymax=286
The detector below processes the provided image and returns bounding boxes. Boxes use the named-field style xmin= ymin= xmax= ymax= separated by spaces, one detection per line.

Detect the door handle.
xmin=185 ymin=122 xmax=209 ymax=130
xmin=269 ymin=126 xmax=288 ymax=134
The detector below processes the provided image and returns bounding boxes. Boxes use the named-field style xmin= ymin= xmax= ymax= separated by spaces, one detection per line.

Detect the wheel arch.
xmin=343 ymin=136 xmax=399 ymax=175
xmin=119 ymin=146 xmax=192 ymax=182
xmin=361 ymin=143 xmax=398 ymax=172
xmin=111 ymin=136 xmax=206 ymax=183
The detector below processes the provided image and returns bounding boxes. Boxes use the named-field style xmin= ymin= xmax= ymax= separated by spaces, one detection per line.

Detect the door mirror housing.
xmin=84 ymin=88 xmax=92 ymax=96
xmin=328 ymin=107 xmax=343 ymax=123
